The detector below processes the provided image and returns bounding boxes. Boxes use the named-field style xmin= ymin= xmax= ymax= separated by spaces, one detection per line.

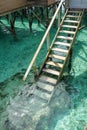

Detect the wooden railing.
xmin=23 ymin=0 xmax=65 ymax=81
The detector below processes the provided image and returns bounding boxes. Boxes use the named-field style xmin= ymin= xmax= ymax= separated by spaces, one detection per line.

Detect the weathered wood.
xmin=46 ymin=61 xmax=63 ymax=68
xmin=42 ymin=68 xmax=60 ymax=76
xmin=68 ymin=48 xmax=72 ymax=72
xmin=0 ymin=0 xmax=34 ymax=16
xmin=49 ymin=54 xmax=66 ymax=60
xmin=65 ymin=0 xmax=69 ymax=9
xmin=39 ymin=75 xmax=57 ymax=85
xmin=34 ymin=0 xmax=58 ymax=6
xmin=33 ymin=88 xmax=51 ymax=100
xmin=37 ymin=81 xmax=54 ymax=92
xmin=66 ymin=15 xmax=81 ymax=18
xmin=64 ymin=20 xmax=79 ymax=23
xmin=62 ymin=25 xmax=77 ymax=28
xmin=47 ymin=32 xmax=50 ymax=50
xmin=57 ymin=35 xmax=73 ymax=40
xmin=52 ymin=48 xmax=68 ymax=53
xmin=54 ymin=41 xmax=71 ymax=46
xmin=0 ymin=0 xmax=60 ymax=16
xmin=60 ymin=30 xmax=75 ymax=34
xmin=68 ymin=10 xmax=82 ymax=13
xmin=58 ymin=7 xmax=61 ymax=27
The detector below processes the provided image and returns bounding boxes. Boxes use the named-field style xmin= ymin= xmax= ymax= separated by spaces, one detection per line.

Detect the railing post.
xmin=47 ymin=32 xmax=50 ymax=50
xmin=33 ymin=62 xmax=38 ymax=81
xmin=58 ymin=8 xmax=60 ymax=28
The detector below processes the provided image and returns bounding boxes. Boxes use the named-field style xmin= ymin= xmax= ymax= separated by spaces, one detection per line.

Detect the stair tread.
xmin=39 ymin=75 xmax=57 ymax=85
xmin=68 ymin=10 xmax=82 ymax=13
xmin=54 ymin=41 xmax=71 ymax=46
xmin=49 ymin=54 xmax=66 ymax=60
xmin=66 ymin=15 xmax=80 ymax=18
xmin=34 ymin=88 xmax=51 ymax=100
xmin=52 ymin=47 xmax=68 ymax=53
xmin=64 ymin=20 xmax=79 ymax=23
xmin=43 ymin=68 xmax=60 ymax=76
xmin=37 ymin=81 xmax=54 ymax=92
xmin=57 ymin=35 xmax=73 ymax=40
xmin=46 ymin=61 xmax=63 ymax=68
xmin=60 ymin=30 xmax=75 ymax=34
xmin=62 ymin=25 xmax=77 ymax=28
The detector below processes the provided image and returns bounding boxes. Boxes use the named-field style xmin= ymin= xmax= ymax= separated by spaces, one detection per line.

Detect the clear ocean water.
xmin=0 ymin=14 xmax=87 ymax=130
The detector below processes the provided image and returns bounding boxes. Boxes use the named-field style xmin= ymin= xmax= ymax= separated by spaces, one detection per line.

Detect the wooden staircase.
xmin=26 ymin=10 xmax=84 ymax=103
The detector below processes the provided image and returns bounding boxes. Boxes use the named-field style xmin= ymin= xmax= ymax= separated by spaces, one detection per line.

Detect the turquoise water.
xmin=54 ymin=28 xmax=87 ymax=130
xmin=0 ymin=15 xmax=87 ymax=130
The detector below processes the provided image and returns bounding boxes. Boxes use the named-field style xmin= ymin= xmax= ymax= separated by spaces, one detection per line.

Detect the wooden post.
xmin=46 ymin=7 xmax=49 ymax=28
xmin=58 ymin=9 xmax=60 ymax=28
xmin=68 ymin=49 xmax=72 ymax=73
xmin=47 ymin=32 xmax=50 ymax=50
xmin=9 ymin=13 xmax=16 ymax=36
xmin=27 ymin=7 xmax=33 ymax=32
xmin=46 ymin=6 xmax=50 ymax=50
xmin=65 ymin=0 xmax=69 ymax=9
xmin=33 ymin=62 xmax=38 ymax=81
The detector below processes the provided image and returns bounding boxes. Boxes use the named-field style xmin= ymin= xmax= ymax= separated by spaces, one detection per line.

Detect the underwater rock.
xmin=6 ymin=82 xmax=71 ymax=130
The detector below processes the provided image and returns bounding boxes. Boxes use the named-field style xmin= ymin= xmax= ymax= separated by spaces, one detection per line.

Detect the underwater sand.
xmin=0 ymin=15 xmax=87 ymax=130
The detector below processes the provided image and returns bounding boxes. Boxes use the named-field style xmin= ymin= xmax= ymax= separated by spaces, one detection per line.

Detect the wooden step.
xmin=39 ymin=75 xmax=57 ymax=85
xmin=68 ymin=10 xmax=82 ymax=13
xmin=49 ymin=54 xmax=66 ymax=60
xmin=60 ymin=30 xmax=75 ymax=34
xmin=57 ymin=36 xmax=73 ymax=40
xmin=42 ymin=68 xmax=60 ymax=76
xmin=66 ymin=15 xmax=81 ymax=18
xmin=62 ymin=25 xmax=77 ymax=29
xmin=52 ymin=48 xmax=68 ymax=53
xmin=64 ymin=20 xmax=79 ymax=23
xmin=37 ymin=81 xmax=54 ymax=92
xmin=54 ymin=41 xmax=71 ymax=47
xmin=33 ymin=89 xmax=51 ymax=100
xmin=46 ymin=61 xmax=63 ymax=68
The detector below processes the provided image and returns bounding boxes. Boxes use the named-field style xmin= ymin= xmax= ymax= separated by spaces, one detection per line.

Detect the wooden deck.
xmin=0 ymin=0 xmax=59 ymax=16
xmin=34 ymin=0 xmax=58 ymax=6
xmin=0 ymin=0 xmax=34 ymax=16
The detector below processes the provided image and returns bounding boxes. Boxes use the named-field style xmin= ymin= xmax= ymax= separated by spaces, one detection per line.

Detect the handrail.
xmin=23 ymin=0 xmax=64 ymax=81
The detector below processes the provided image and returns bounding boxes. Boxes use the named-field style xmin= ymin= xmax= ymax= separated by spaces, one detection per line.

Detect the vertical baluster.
xmin=33 ymin=62 xmax=38 ymax=81
xmin=47 ymin=32 xmax=50 ymax=50
xmin=58 ymin=8 xmax=61 ymax=28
